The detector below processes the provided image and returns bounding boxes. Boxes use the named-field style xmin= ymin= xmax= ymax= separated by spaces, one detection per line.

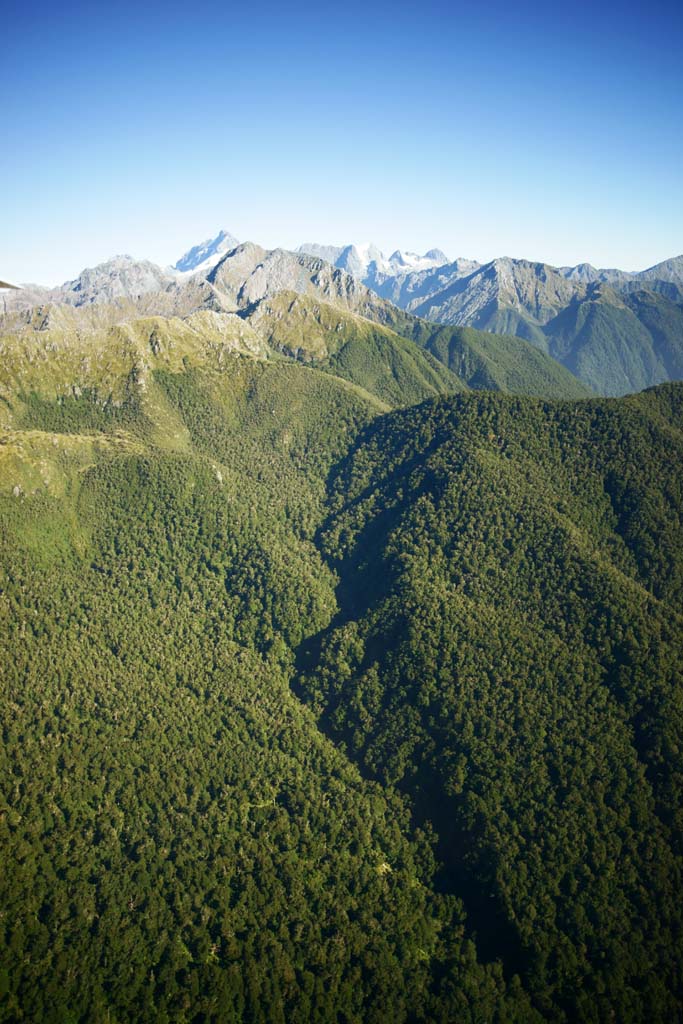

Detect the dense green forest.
xmin=0 ymin=337 xmax=682 ymax=1021
xmin=298 ymin=384 xmax=683 ymax=1020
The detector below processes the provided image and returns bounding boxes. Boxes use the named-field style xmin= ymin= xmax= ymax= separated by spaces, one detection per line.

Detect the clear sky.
xmin=3 ymin=0 xmax=682 ymax=284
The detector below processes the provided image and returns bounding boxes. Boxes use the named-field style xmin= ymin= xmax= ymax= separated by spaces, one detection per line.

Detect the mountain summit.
xmin=174 ymin=228 xmax=240 ymax=275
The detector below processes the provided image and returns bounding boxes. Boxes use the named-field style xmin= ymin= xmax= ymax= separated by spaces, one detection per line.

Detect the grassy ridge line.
xmin=249 ymin=290 xmax=590 ymax=401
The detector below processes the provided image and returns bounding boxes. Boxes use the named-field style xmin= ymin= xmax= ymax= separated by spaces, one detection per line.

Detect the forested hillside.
xmin=0 ymin=329 xmax=681 ymax=1021
xmin=299 ymin=384 xmax=683 ymax=1022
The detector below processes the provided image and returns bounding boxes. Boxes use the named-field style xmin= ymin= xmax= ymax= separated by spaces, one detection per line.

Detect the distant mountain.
xmin=310 ymin=249 xmax=683 ymax=396
xmin=1 ymin=229 xmax=243 ymax=315
xmin=405 ymin=259 xmax=683 ymax=396
xmin=406 ymin=258 xmax=577 ymax=335
xmin=1 ymin=281 xmax=52 ymax=314
xmin=557 ymin=262 xmax=633 ymax=287
xmin=557 ymin=255 xmax=683 ymax=296
xmin=635 ymin=254 xmax=683 ymax=287
xmin=62 ymin=255 xmax=174 ymax=305
xmin=173 ymin=228 xmax=240 ymax=275
xmin=3 ymin=255 xmax=176 ymax=314
xmin=297 ymin=241 xmax=452 ymax=280
xmin=297 ymin=242 xmax=345 ymax=265
xmin=189 ymin=242 xmax=396 ymax=326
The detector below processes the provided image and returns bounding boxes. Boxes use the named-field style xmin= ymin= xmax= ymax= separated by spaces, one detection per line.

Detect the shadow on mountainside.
xmin=293 ymin=425 xmax=528 ymax=979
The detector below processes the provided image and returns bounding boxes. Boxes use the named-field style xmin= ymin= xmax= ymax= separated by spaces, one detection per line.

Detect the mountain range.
xmin=0 ymin=240 xmax=589 ymax=410
xmin=5 ymin=229 xmax=682 ymax=396
xmin=298 ymin=242 xmax=683 ymax=396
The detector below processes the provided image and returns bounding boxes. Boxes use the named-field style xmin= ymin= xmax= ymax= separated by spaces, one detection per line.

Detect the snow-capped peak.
xmin=335 ymin=243 xmax=385 ymax=278
xmin=173 ymin=229 xmax=240 ymax=276
xmin=385 ymin=249 xmax=450 ymax=273
xmin=332 ymin=243 xmax=450 ymax=280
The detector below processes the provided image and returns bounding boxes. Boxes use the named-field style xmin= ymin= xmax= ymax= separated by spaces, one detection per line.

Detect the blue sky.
xmin=3 ymin=0 xmax=682 ymax=284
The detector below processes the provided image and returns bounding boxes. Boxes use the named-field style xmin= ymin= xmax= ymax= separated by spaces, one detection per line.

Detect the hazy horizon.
xmin=8 ymin=228 xmax=683 ymax=291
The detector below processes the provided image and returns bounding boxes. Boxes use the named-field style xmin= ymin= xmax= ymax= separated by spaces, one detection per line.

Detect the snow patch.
xmin=173 ymin=229 xmax=240 ymax=276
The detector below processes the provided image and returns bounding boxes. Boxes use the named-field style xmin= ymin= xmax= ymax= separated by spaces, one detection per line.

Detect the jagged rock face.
xmin=61 ymin=256 xmax=174 ymax=305
xmin=1 ymin=257 xmax=175 ymax=315
xmin=207 ymin=245 xmax=391 ymax=321
xmin=206 ymin=242 xmax=268 ymax=308
xmin=236 ymin=249 xmax=323 ymax=308
xmin=408 ymin=258 xmax=584 ymax=329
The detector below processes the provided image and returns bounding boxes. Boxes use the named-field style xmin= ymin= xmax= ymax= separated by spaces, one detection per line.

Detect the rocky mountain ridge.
xmin=4 ymin=231 xmax=682 ymax=395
